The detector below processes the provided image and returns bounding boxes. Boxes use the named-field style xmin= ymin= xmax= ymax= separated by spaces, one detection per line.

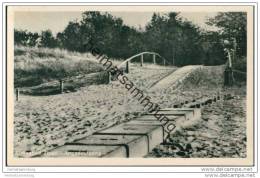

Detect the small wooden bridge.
xmin=117 ymin=51 xmax=170 ymax=73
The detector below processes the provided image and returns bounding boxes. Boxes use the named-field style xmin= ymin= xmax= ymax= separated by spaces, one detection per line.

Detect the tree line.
xmin=14 ymin=11 xmax=246 ymax=67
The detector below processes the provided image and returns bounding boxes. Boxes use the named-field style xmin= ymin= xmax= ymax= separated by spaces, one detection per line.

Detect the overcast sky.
xmin=14 ymin=11 xmax=218 ymax=34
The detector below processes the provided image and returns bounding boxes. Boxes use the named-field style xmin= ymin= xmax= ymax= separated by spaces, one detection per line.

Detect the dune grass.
xmin=14 ymin=46 xmax=105 ymax=88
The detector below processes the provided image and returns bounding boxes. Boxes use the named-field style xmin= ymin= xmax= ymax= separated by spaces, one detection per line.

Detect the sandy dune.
xmin=14 ymin=65 xmax=246 ymax=158
xmin=150 ymin=65 xmax=202 ymax=90
xmin=14 ymin=64 xmax=175 ymax=157
xmin=147 ymin=87 xmax=246 ymax=158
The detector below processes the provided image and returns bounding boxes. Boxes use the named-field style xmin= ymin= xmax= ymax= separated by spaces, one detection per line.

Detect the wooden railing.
xmin=117 ymin=52 xmax=169 ymax=73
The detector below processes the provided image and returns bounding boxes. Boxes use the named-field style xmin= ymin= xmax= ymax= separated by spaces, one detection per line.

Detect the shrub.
xmin=232 ymin=56 xmax=247 ymax=72
xmin=14 ymin=46 xmax=105 ymax=87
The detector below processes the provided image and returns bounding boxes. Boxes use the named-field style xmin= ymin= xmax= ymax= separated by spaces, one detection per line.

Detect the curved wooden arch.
xmin=117 ymin=51 xmax=169 ymax=68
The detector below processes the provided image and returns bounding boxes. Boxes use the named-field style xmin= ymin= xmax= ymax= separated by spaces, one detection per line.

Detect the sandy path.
xmin=14 ymin=65 xmax=174 ymax=157
xmin=150 ymin=65 xmax=202 ymax=90
xmin=14 ymin=64 xmax=246 ymax=158
xmin=147 ymin=87 xmax=246 ymax=158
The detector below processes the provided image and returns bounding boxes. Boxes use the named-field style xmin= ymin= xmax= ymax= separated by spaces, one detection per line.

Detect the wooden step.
xmin=41 ymin=108 xmax=201 ymax=158
xmin=95 ymin=123 xmax=164 ymax=153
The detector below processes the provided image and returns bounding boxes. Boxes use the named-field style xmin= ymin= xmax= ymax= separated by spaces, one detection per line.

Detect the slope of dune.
xmin=14 ymin=46 xmax=105 ymax=88
xmin=14 ymin=64 xmax=175 ymax=157
xmin=14 ymin=64 xmax=246 ymax=158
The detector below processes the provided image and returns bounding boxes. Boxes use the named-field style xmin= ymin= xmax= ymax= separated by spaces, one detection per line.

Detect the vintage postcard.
xmin=5 ymin=4 xmax=255 ymax=167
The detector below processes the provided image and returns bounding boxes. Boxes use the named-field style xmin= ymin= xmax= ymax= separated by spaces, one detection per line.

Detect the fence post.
xmin=163 ymin=59 xmax=166 ymax=66
xmin=224 ymin=67 xmax=234 ymax=87
xmin=16 ymin=88 xmax=19 ymax=101
xmin=233 ymin=37 xmax=237 ymax=63
xmin=126 ymin=61 xmax=129 ymax=73
xmin=140 ymin=54 xmax=143 ymax=67
xmin=153 ymin=54 xmax=156 ymax=64
xmin=107 ymin=71 xmax=111 ymax=84
xmin=59 ymin=80 xmax=63 ymax=93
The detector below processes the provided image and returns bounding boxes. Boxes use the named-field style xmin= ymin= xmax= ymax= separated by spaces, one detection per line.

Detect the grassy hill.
xmin=14 ymin=46 xmax=105 ymax=88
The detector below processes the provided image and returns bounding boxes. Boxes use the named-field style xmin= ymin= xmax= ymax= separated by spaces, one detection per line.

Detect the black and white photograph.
xmin=3 ymin=3 xmax=256 ymax=169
